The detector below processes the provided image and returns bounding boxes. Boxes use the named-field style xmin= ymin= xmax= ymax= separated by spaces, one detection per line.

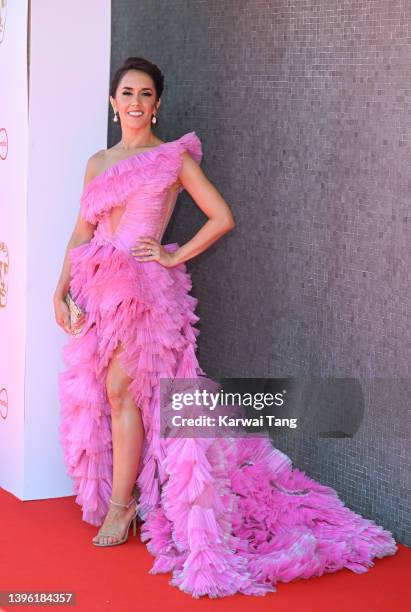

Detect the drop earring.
xmin=113 ymin=110 xmax=118 ymax=123
xmin=151 ymin=114 xmax=157 ymax=125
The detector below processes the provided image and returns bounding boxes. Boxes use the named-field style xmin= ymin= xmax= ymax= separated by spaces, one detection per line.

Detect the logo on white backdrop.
xmin=0 ymin=241 xmax=9 ymax=308
xmin=0 ymin=127 xmax=7 ymax=159
xmin=0 ymin=387 xmax=8 ymax=420
xmin=0 ymin=0 xmax=7 ymax=44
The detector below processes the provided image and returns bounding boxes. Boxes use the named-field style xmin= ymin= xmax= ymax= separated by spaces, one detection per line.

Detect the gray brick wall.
xmin=110 ymin=0 xmax=410 ymax=545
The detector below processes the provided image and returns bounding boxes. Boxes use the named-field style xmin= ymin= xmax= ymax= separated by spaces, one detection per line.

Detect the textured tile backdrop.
xmin=109 ymin=1 xmax=410 ymax=545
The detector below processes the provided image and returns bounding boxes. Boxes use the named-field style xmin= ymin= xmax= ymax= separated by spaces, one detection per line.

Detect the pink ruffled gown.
xmin=58 ymin=131 xmax=397 ymax=598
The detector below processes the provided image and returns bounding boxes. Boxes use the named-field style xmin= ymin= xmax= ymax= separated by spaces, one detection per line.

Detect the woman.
xmin=54 ymin=57 xmax=397 ymax=599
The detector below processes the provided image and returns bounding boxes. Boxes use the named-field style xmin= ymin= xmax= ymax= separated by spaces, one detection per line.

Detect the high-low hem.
xmin=58 ymin=131 xmax=398 ymax=598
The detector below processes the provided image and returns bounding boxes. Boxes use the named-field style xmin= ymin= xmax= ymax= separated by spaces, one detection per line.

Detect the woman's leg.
xmin=92 ymin=342 xmax=144 ymax=545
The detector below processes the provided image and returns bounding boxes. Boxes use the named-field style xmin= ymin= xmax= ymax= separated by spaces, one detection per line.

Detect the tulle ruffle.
xmin=79 ymin=131 xmax=202 ymax=224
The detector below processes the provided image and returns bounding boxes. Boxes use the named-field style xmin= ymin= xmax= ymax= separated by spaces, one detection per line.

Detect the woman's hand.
xmin=53 ymin=296 xmax=85 ymax=335
xmin=130 ymin=236 xmax=176 ymax=268
xmin=53 ymin=296 xmax=72 ymax=334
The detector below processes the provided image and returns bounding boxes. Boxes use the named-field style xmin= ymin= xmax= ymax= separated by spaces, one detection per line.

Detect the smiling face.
xmin=109 ymin=69 xmax=161 ymax=130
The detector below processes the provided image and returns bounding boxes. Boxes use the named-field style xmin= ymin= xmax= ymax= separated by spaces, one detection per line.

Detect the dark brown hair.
xmin=109 ymin=56 xmax=165 ymax=101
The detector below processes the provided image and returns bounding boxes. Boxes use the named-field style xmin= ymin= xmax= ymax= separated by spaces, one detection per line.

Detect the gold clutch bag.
xmin=64 ymin=289 xmax=85 ymax=336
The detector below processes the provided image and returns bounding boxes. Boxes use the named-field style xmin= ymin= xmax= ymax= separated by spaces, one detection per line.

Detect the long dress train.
xmin=58 ymin=131 xmax=397 ymax=598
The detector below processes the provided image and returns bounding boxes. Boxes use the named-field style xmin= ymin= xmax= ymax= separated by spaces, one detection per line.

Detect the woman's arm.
xmin=133 ymin=152 xmax=236 ymax=267
xmin=53 ymin=155 xmax=99 ymax=301
xmin=170 ymin=152 xmax=236 ymax=266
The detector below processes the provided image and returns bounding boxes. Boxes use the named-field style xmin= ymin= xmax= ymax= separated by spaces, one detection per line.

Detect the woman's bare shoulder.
xmin=83 ymin=149 xmax=108 ymax=186
xmin=83 ymin=138 xmax=168 ymax=187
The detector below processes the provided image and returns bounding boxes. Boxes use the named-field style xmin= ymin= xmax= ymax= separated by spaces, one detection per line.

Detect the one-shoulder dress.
xmin=58 ymin=131 xmax=397 ymax=598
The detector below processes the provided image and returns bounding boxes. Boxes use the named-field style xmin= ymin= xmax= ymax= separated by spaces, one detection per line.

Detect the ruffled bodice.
xmin=79 ymin=131 xmax=202 ymax=250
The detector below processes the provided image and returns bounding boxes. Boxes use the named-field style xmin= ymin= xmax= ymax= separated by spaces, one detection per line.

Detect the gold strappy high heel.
xmin=132 ymin=484 xmax=144 ymax=525
xmin=92 ymin=496 xmax=138 ymax=547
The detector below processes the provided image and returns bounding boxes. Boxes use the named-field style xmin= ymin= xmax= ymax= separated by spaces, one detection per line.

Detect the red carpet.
xmin=0 ymin=487 xmax=409 ymax=611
